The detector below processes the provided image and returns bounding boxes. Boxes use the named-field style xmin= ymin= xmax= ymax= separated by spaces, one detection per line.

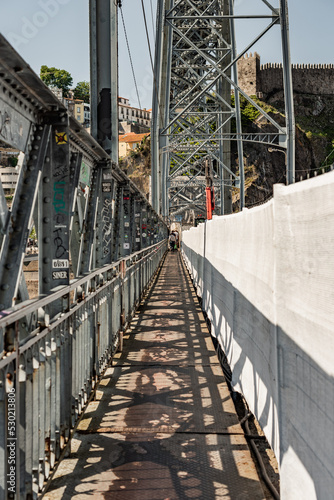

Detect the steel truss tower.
xmin=151 ymin=0 xmax=295 ymax=219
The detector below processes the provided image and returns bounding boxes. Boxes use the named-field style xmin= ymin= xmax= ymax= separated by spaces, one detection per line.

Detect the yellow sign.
xmin=55 ymin=131 xmax=68 ymax=145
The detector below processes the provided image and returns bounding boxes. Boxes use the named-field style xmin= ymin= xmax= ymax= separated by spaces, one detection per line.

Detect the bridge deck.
xmin=44 ymin=251 xmax=265 ymax=499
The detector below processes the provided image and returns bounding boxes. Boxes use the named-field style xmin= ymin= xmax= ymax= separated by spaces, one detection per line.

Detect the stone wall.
xmin=237 ymin=52 xmax=261 ymax=96
xmin=237 ymin=53 xmax=334 ymax=96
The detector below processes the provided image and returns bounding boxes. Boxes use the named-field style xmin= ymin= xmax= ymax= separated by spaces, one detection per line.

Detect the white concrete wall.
xmin=182 ymin=173 xmax=334 ymax=500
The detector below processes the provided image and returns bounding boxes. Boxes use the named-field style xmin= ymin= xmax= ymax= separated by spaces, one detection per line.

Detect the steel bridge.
xmin=1 ymin=1 xmax=334 ymax=499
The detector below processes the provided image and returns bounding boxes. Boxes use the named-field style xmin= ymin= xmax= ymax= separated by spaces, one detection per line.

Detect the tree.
xmin=73 ymin=81 xmax=90 ymax=103
xmin=40 ymin=65 xmax=73 ymax=97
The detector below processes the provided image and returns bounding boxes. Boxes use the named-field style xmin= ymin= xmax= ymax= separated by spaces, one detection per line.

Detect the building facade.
xmin=119 ymin=132 xmax=149 ymax=158
xmin=64 ymin=98 xmax=90 ymax=127
xmin=118 ymin=97 xmax=151 ymax=128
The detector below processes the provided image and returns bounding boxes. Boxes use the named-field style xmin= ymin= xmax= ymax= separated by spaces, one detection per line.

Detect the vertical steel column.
xmin=151 ymin=0 xmax=164 ymax=213
xmin=161 ymin=1 xmax=173 ymax=217
xmin=100 ymin=166 xmax=114 ymax=266
xmin=141 ymin=206 xmax=148 ymax=248
xmin=280 ymin=0 xmax=295 ymax=184
xmin=112 ymin=183 xmax=122 ymax=261
xmin=39 ymin=113 xmax=70 ymax=315
xmin=90 ymin=0 xmax=119 ymax=162
xmin=69 ymin=154 xmax=84 ymax=277
xmin=220 ymin=0 xmax=232 ymax=215
xmin=229 ymin=0 xmax=245 ymax=209
xmin=134 ymin=198 xmax=142 ymax=252
xmin=77 ymin=164 xmax=101 ymax=276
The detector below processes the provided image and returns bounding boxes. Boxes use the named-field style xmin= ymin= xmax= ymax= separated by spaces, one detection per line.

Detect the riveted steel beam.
xmin=38 ymin=114 xmax=70 ymax=314
xmin=69 ymin=152 xmax=84 ymax=276
xmin=77 ymin=163 xmax=101 ymax=278
xmin=0 ymin=125 xmax=51 ymax=310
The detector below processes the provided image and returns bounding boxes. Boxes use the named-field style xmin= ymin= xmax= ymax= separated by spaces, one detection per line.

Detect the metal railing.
xmin=0 ymin=240 xmax=167 ymax=499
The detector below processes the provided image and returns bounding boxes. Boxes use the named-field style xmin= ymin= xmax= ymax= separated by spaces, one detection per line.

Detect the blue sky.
xmin=0 ymin=0 xmax=332 ymax=109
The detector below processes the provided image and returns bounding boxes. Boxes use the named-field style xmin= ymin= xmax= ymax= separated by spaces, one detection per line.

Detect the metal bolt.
xmin=44 ymin=197 xmax=51 ymax=203
xmin=43 ymin=278 xmax=50 ymax=284
xmin=43 ymin=217 xmax=50 ymax=223
xmin=43 ymin=258 xmax=50 ymax=264
xmin=1 ymin=284 xmax=9 ymax=290
xmin=43 ymin=237 xmax=50 ymax=243
xmin=43 ymin=177 xmax=50 ymax=183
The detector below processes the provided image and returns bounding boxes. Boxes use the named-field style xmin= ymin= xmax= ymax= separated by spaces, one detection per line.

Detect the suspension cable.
xmin=150 ymin=0 xmax=156 ymax=41
xmin=140 ymin=0 xmax=163 ymax=125
xmin=119 ymin=4 xmax=142 ymax=110
xmin=140 ymin=0 xmax=155 ymax=75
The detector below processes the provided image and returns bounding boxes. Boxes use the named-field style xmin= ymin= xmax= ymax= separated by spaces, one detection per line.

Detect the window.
xmin=77 ymin=107 xmax=81 ymax=113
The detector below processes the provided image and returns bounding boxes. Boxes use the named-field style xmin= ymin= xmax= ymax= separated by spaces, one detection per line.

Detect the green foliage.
xmin=231 ymin=94 xmax=260 ymax=127
xmin=8 ymin=156 xmax=18 ymax=167
xmin=40 ymin=65 xmax=73 ymax=97
xmin=29 ymin=227 xmax=37 ymax=240
xmin=73 ymin=81 xmax=90 ymax=103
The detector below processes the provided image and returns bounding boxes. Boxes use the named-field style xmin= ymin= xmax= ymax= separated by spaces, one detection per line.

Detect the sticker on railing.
xmin=52 ymin=259 xmax=69 ymax=268
xmin=123 ymin=243 xmax=130 ymax=249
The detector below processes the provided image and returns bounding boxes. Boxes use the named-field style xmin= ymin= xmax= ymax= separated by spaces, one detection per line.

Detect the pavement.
xmin=43 ymin=250 xmax=266 ymax=500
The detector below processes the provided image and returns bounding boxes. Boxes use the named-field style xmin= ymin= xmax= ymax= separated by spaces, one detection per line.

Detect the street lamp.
xmin=268 ymin=147 xmax=290 ymax=185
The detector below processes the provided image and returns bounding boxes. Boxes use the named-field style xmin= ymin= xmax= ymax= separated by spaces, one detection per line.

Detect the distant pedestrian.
xmin=169 ymin=232 xmax=176 ymax=251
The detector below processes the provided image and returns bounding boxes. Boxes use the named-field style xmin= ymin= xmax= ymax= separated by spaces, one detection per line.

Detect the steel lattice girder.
xmin=151 ymin=0 xmax=295 ymax=218
xmin=0 ymin=34 xmax=167 ymax=314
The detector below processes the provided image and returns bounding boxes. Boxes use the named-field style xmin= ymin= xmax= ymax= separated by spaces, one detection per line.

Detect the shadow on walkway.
xmin=43 ymin=252 xmax=265 ymax=500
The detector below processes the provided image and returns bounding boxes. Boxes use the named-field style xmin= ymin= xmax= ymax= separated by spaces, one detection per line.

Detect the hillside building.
xmin=118 ymin=97 xmax=151 ymax=129
xmin=64 ymin=98 xmax=90 ymax=128
xmin=119 ymin=132 xmax=149 ymax=158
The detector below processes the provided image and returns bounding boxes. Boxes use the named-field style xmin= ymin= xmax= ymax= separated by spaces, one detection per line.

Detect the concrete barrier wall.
xmin=182 ymin=172 xmax=334 ymax=500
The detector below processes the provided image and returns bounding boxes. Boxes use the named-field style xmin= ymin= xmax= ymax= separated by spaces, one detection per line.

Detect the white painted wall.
xmin=182 ymin=173 xmax=334 ymax=500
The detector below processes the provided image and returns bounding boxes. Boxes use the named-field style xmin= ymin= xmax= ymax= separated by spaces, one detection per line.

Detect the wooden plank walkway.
xmin=44 ymin=251 xmax=265 ymax=499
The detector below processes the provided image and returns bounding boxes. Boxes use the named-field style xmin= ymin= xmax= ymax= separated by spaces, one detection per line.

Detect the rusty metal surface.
xmin=76 ymin=365 xmax=241 ymax=434
xmin=43 ymin=252 xmax=265 ymax=499
xmin=44 ymin=432 xmax=265 ymax=500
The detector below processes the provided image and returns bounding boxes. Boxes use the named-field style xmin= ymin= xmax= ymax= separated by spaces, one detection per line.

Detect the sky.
xmin=0 ymin=0 xmax=333 ymax=110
